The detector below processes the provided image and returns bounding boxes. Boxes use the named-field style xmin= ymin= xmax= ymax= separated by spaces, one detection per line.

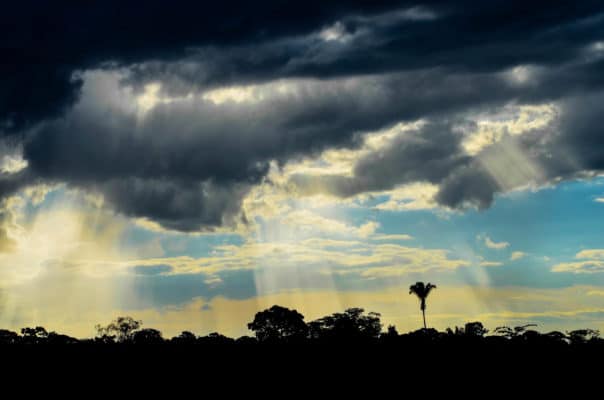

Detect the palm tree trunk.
xmin=422 ymin=309 xmax=426 ymax=329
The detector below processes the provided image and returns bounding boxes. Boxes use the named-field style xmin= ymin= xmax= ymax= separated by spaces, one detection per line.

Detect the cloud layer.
xmin=1 ymin=1 xmax=604 ymax=231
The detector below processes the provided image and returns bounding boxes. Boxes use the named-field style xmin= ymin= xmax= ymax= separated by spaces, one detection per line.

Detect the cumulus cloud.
xmin=285 ymin=86 xmax=604 ymax=211
xmin=477 ymin=234 xmax=510 ymax=250
xmin=371 ymin=234 xmax=413 ymax=241
xmin=280 ymin=210 xmax=379 ymax=238
xmin=510 ymin=251 xmax=527 ymax=261
xmin=113 ymin=239 xmax=472 ymax=280
xmin=552 ymin=260 xmax=604 ymax=274
xmin=553 ymin=249 xmax=604 ymax=273
xmin=576 ymin=249 xmax=604 ymax=260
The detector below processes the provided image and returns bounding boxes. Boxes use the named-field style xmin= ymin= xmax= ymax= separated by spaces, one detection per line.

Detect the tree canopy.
xmin=247 ymin=305 xmax=308 ymax=342
xmin=309 ymin=308 xmax=382 ymax=341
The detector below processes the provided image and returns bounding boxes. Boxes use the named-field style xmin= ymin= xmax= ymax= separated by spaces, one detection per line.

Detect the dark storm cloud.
xmin=288 ymin=118 xmax=500 ymax=209
xmin=3 ymin=1 xmax=604 ymax=130
xmin=554 ymin=92 xmax=604 ymax=172
xmin=291 ymin=89 xmax=604 ymax=211
xmin=18 ymin=55 xmax=604 ymax=230
xmin=2 ymin=1 xmax=604 ymax=229
xmin=437 ymin=92 xmax=604 ymax=209
xmin=289 ymin=121 xmax=470 ymax=197
xmin=122 ymin=1 xmax=604 ymax=94
xmin=0 ymin=0 xmax=414 ymax=132
xmin=98 ymin=178 xmax=253 ymax=231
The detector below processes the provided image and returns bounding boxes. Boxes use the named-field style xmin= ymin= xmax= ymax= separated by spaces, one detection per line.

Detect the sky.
xmin=1 ymin=1 xmax=604 ymax=338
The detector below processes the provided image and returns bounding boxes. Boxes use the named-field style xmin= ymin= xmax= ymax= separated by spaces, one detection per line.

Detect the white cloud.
xmin=595 ymin=197 xmax=604 ymax=203
xmin=371 ymin=234 xmax=413 ymax=241
xmin=112 ymin=239 xmax=472 ymax=280
xmin=280 ymin=209 xmax=379 ymax=238
xmin=479 ymin=261 xmax=503 ymax=267
xmin=503 ymin=65 xmax=542 ymax=87
xmin=461 ymin=103 xmax=557 ymax=155
xmin=203 ymin=276 xmax=223 ymax=286
xmin=555 ymin=249 xmax=604 ymax=273
xmin=552 ymin=260 xmax=604 ymax=274
xmin=202 ymin=85 xmax=263 ymax=105
xmin=0 ymin=141 xmax=28 ymax=174
xmin=136 ymin=82 xmax=193 ymax=115
xmin=373 ymin=183 xmax=438 ymax=211
xmin=576 ymin=249 xmax=604 ymax=260
xmin=478 ymin=234 xmax=509 ymax=250
xmin=319 ymin=21 xmax=351 ymax=43
xmin=510 ymin=251 xmax=526 ymax=261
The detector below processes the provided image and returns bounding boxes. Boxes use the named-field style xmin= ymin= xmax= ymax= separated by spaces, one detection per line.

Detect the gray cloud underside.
xmin=291 ymin=91 xmax=604 ymax=209
xmin=1 ymin=1 xmax=604 ymax=230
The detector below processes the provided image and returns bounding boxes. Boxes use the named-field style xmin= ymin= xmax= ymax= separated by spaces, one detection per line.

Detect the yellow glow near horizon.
xmin=1 ymin=284 xmax=600 ymax=339
xmin=0 ymin=186 xmax=601 ymax=339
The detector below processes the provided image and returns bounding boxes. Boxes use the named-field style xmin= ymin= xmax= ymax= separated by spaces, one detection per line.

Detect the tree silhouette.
xmin=409 ymin=282 xmax=436 ymax=329
xmin=309 ymin=307 xmax=382 ymax=341
xmin=95 ymin=316 xmax=142 ymax=343
xmin=47 ymin=331 xmax=79 ymax=344
xmin=171 ymin=331 xmax=197 ymax=344
xmin=247 ymin=305 xmax=308 ymax=342
xmin=567 ymin=329 xmax=600 ymax=344
xmin=21 ymin=326 xmax=49 ymax=344
xmin=386 ymin=325 xmax=399 ymax=337
xmin=454 ymin=321 xmax=489 ymax=338
xmin=0 ymin=329 xmax=20 ymax=344
xmin=3 ymin=303 xmax=604 ymax=352
xmin=198 ymin=332 xmax=235 ymax=345
xmin=493 ymin=324 xmax=537 ymax=340
xmin=380 ymin=325 xmax=399 ymax=343
xmin=131 ymin=328 xmax=163 ymax=344
xmin=235 ymin=335 xmax=258 ymax=345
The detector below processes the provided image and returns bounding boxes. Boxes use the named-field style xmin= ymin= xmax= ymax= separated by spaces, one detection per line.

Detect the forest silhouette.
xmin=0 ymin=282 xmax=602 ymax=350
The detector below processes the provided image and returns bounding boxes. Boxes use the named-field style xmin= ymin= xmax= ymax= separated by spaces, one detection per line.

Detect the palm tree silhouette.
xmin=409 ymin=282 xmax=436 ymax=329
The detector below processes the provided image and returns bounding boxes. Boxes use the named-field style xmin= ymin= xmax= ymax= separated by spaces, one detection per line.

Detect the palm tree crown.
xmin=409 ymin=282 xmax=436 ymax=329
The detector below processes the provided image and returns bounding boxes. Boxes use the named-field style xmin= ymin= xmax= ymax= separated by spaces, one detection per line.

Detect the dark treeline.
xmin=1 ymin=304 xmax=602 ymax=349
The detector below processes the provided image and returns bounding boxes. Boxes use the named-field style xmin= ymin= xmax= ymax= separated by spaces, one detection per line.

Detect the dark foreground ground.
xmin=3 ymin=310 xmax=601 ymax=388
xmin=3 ymin=339 xmax=601 ymax=374
xmin=1 ymin=342 xmax=600 ymax=397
